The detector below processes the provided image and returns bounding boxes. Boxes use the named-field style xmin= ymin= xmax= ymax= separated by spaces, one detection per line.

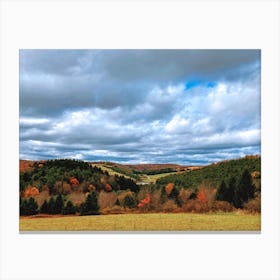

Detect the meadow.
xmin=20 ymin=212 xmax=261 ymax=231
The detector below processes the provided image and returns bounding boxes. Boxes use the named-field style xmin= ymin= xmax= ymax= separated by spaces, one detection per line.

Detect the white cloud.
xmin=165 ymin=115 xmax=190 ymax=133
xmin=19 ymin=50 xmax=261 ymax=164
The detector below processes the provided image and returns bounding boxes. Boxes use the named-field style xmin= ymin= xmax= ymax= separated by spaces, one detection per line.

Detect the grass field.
xmin=138 ymin=172 xmax=178 ymax=184
xmin=91 ymin=163 xmax=178 ymax=184
xmin=91 ymin=163 xmax=133 ymax=179
xmin=20 ymin=212 xmax=261 ymax=231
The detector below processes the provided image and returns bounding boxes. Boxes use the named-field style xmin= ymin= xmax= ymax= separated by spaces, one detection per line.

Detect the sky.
xmin=19 ymin=49 xmax=261 ymax=165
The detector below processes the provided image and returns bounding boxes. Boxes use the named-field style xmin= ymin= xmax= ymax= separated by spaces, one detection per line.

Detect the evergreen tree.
xmin=216 ymin=180 xmax=227 ymax=201
xmin=54 ymin=194 xmax=64 ymax=214
xmin=226 ymin=177 xmax=236 ymax=203
xmin=123 ymin=194 xmax=137 ymax=209
xmin=169 ymin=187 xmax=181 ymax=206
xmin=234 ymin=169 xmax=256 ymax=208
xmin=48 ymin=196 xmax=56 ymax=214
xmin=80 ymin=191 xmax=99 ymax=215
xmin=115 ymin=198 xmax=121 ymax=206
xmin=62 ymin=200 xmax=76 ymax=215
xmin=40 ymin=200 xmax=49 ymax=213
xmin=20 ymin=198 xmax=27 ymax=216
xmin=20 ymin=197 xmax=38 ymax=216
xmin=27 ymin=197 xmax=39 ymax=215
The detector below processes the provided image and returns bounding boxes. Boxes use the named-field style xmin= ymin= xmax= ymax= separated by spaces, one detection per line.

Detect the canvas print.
xmin=19 ymin=50 xmax=261 ymax=231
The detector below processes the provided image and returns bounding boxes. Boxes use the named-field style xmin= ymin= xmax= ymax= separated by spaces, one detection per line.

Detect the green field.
xmin=20 ymin=212 xmax=261 ymax=231
xmin=91 ymin=163 xmax=132 ymax=179
xmin=137 ymin=172 xmax=179 ymax=184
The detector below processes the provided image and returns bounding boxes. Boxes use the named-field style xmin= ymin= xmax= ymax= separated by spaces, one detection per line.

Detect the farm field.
xmin=91 ymin=163 xmax=180 ymax=184
xmin=137 ymin=172 xmax=179 ymax=184
xmin=20 ymin=212 xmax=261 ymax=231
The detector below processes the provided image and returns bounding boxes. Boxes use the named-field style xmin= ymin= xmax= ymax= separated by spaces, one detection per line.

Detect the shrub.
xmin=210 ymin=201 xmax=234 ymax=212
xmin=243 ymin=196 xmax=261 ymax=213
xmin=106 ymin=205 xmax=124 ymax=214
xmin=181 ymin=200 xmax=203 ymax=213
xmin=162 ymin=200 xmax=178 ymax=212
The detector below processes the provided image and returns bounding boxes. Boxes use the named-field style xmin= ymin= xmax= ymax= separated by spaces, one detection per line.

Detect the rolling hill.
xmin=156 ymin=155 xmax=261 ymax=190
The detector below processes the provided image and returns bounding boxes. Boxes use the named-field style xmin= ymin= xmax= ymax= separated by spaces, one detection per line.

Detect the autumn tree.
xmin=197 ymin=190 xmax=207 ymax=204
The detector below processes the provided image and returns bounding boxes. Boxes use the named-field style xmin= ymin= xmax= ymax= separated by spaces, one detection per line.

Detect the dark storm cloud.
xmin=19 ymin=49 xmax=261 ymax=164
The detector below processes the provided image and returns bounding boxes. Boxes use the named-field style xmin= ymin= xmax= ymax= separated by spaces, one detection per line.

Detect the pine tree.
xmin=80 ymin=191 xmax=99 ymax=215
xmin=234 ymin=169 xmax=256 ymax=208
xmin=62 ymin=200 xmax=76 ymax=215
xmin=20 ymin=197 xmax=39 ymax=216
xmin=54 ymin=194 xmax=64 ymax=214
xmin=27 ymin=197 xmax=39 ymax=215
xmin=115 ymin=198 xmax=121 ymax=206
xmin=123 ymin=194 xmax=137 ymax=209
xmin=48 ymin=196 xmax=56 ymax=214
xmin=20 ymin=198 xmax=27 ymax=216
xmin=216 ymin=180 xmax=227 ymax=201
xmin=226 ymin=177 xmax=236 ymax=204
xmin=40 ymin=200 xmax=49 ymax=213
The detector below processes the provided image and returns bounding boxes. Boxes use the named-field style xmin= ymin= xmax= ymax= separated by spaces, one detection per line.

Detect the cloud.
xmin=19 ymin=49 xmax=261 ymax=165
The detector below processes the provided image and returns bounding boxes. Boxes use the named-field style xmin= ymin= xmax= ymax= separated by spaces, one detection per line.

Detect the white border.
xmin=1 ymin=1 xmax=279 ymax=280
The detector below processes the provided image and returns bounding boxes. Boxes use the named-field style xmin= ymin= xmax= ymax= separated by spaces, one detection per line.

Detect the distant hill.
xmin=156 ymin=155 xmax=261 ymax=190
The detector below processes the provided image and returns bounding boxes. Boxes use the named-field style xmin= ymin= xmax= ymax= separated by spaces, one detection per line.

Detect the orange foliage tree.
xmin=165 ymin=183 xmax=174 ymax=195
xmin=197 ymin=190 xmax=207 ymax=204
xmin=69 ymin=177 xmax=79 ymax=186
xmin=137 ymin=194 xmax=151 ymax=208
xmin=104 ymin=183 xmax=112 ymax=192
xmin=24 ymin=186 xmax=40 ymax=197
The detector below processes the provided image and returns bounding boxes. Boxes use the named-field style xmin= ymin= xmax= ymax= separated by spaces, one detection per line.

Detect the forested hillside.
xmin=20 ymin=159 xmax=139 ymax=194
xmin=156 ymin=156 xmax=261 ymax=190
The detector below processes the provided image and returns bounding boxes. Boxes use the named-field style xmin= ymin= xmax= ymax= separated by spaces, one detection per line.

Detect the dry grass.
xmin=20 ymin=212 xmax=261 ymax=231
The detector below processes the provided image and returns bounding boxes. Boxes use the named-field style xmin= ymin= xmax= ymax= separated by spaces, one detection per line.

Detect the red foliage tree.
xmin=69 ymin=177 xmax=79 ymax=186
xmin=197 ymin=190 xmax=207 ymax=204
xmin=137 ymin=194 xmax=151 ymax=208
xmin=104 ymin=183 xmax=112 ymax=192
